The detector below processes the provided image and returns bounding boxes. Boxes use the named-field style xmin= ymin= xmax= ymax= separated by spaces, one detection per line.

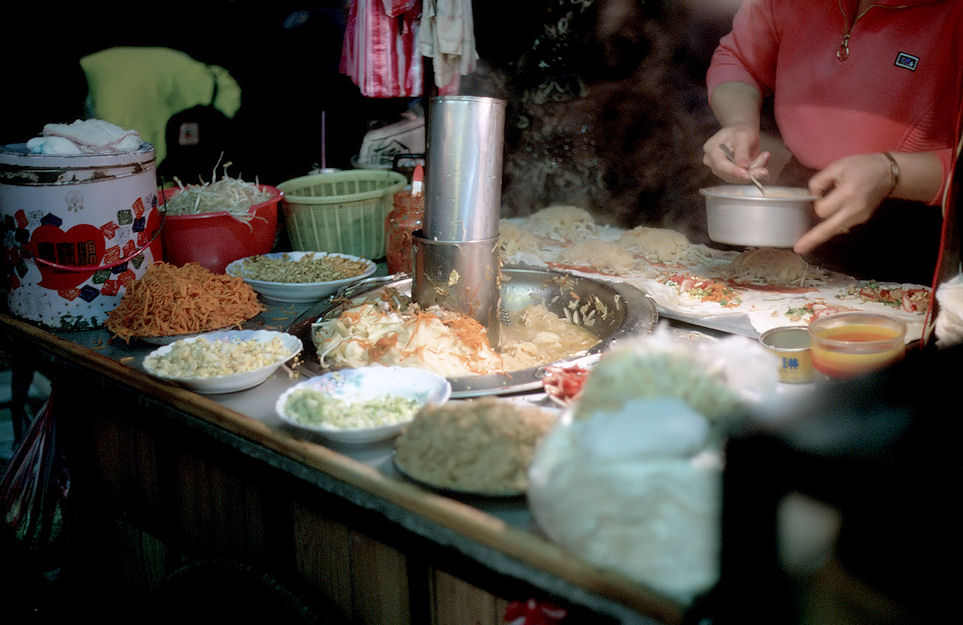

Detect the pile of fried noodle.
xmin=106 ymin=262 xmax=264 ymax=342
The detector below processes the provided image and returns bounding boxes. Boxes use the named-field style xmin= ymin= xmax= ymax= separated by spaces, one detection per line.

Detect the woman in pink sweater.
xmin=703 ymin=0 xmax=962 ymax=284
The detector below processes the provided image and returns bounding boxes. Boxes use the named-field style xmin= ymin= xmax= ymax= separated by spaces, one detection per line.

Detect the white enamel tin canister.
xmin=0 ymin=144 xmax=162 ymax=330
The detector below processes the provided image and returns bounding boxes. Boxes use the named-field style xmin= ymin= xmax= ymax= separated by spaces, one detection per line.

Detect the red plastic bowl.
xmin=160 ymin=185 xmax=282 ymax=273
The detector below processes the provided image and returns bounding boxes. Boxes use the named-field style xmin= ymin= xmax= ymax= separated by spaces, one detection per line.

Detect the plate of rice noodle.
xmin=392 ymin=397 xmax=559 ymax=497
xmin=142 ymin=329 xmax=302 ymax=394
xmin=225 ymin=252 xmax=377 ymax=304
xmin=105 ymin=262 xmax=265 ymax=344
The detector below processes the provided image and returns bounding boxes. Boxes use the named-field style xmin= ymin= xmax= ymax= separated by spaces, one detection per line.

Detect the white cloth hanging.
xmin=419 ymin=0 xmax=478 ymax=92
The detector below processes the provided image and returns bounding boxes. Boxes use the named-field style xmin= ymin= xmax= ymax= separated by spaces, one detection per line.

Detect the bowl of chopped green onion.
xmin=276 ymin=366 xmax=451 ymax=443
xmin=225 ymin=251 xmax=377 ymax=303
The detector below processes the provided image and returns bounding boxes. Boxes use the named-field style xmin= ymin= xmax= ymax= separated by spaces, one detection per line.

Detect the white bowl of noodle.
xmin=226 ymin=251 xmax=377 ymax=303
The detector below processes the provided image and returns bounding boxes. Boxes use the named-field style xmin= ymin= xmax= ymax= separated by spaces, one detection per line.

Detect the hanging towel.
xmin=340 ymin=0 xmax=423 ymax=98
xmin=420 ymin=0 xmax=478 ymax=92
xmin=80 ymin=47 xmax=241 ymax=163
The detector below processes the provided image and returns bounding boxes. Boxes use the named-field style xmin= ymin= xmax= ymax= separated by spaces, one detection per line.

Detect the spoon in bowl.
xmin=720 ymin=145 xmax=767 ymax=196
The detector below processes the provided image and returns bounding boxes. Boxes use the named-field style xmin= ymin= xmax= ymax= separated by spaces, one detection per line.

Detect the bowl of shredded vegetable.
xmin=225 ymin=251 xmax=377 ymax=303
xmin=276 ymin=366 xmax=451 ymax=443
xmin=161 ymin=178 xmax=282 ymax=273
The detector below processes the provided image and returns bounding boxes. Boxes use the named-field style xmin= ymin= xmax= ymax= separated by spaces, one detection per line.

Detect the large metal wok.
xmin=287 ymin=265 xmax=659 ymax=398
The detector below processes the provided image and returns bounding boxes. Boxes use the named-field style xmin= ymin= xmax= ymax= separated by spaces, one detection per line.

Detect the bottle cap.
xmin=412 ymin=163 xmax=424 ymax=197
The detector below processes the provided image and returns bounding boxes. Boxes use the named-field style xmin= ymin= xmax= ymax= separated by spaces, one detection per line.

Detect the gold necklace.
xmin=836 ymin=0 xmax=912 ymax=61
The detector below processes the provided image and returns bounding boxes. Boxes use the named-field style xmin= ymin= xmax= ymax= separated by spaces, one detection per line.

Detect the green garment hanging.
xmin=80 ymin=46 xmax=241 ymax=164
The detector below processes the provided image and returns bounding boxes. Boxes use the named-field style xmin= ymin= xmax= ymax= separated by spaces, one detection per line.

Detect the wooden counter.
xmin=0 ymin=308 xmax=684 ymax=625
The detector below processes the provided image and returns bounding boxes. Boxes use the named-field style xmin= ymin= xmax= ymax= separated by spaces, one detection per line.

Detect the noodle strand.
xmin=106 ymin=262 xmax=264 ymax=342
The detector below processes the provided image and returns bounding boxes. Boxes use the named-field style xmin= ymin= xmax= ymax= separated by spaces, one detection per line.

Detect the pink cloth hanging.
xmin=340 ymin=0 xmax=423 ymax=98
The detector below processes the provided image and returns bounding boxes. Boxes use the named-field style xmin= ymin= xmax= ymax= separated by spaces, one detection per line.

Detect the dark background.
xmin=2 ymin=0 xmax=735 ymax=236
xmin=2 ymin=1 xmax=414 ymax=184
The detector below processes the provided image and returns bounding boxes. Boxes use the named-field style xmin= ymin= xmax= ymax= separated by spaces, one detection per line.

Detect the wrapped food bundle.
xmin=527 ymin=325 xmax=778 ymax=604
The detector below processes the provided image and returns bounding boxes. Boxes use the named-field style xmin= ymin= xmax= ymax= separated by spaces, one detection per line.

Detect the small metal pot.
xmin=700 ymin=184 xmax=816 ymax=248
xmin=759 ymin=326 xmax=813 ymax=384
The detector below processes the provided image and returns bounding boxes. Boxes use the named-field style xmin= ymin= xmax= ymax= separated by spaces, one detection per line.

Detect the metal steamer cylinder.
xmin=415 ymin=95 xmax=506 ymax=345
xmin=411 ymin=231 xmax=501 ymax=345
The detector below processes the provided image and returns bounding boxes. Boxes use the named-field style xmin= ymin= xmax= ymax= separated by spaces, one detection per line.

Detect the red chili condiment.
xmin=385 ymin=164 xmax=424 ymax=274
xmin=541 ymin=364 xmax=590 ymax=404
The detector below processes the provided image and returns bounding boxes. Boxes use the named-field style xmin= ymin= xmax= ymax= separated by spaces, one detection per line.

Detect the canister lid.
xmin=0 ymin=143 xmax=155 ymax=168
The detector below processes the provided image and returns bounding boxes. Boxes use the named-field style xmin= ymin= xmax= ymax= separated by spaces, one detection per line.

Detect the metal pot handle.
xmin=333 ymin=272 xmax=407 ymax=300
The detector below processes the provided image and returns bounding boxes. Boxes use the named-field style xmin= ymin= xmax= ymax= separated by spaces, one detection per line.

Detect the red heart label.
xmin=27 ymin=223 xmax=106 ymax=290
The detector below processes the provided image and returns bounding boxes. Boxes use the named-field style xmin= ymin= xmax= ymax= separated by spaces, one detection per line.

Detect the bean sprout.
xmin=164 ymin=161 xmax=272 ymax=228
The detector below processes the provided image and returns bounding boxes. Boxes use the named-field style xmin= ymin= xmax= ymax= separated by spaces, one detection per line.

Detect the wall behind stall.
xmin=469 ymin=0 xmax=739 ymax=243
xmin=3 ymin=0 xmax=737 ymax=240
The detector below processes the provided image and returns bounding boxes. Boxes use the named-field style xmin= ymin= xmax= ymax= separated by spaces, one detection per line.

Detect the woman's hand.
xmin=793 ymin=153 xmax=895 ymax=255
xmin=704 ymin=81 xmax=771 ymax=184
xmin=702 ymin=124 xmax=771 ymax=184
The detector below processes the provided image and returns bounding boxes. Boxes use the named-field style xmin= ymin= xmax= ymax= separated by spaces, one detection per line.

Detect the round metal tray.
xmin=286 ymin=265 xmax=659 ymax=398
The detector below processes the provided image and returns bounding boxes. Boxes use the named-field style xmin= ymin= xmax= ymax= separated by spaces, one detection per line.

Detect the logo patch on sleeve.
xmin=894 ymin=52 xmax=919 ymax=71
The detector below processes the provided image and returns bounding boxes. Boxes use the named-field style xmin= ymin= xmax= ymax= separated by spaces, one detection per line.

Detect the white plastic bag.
xmin=527 ymin=324 xmax=779 ymax=604
xmin=935 ymin=273 xmax=963 ymax=347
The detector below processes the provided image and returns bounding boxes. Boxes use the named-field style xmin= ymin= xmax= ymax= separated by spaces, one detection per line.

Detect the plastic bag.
xmin=527 ymin=324 xmax=780 ymax=604
xmin=935 ymin=272 xmax=963 ymax=347
xmin=0 ymin=392 xmax=69 ymax=567
xmin=570 ymin=322 xmax=780 ymax=423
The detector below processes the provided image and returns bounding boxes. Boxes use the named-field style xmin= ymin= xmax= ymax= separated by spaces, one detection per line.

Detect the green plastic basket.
xmin=278 ymin=169 xmax=407 ymax=259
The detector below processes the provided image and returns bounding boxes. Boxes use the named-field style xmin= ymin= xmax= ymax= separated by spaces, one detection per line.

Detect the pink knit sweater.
xmin=707 ymin=0 xmax=963 ymax=205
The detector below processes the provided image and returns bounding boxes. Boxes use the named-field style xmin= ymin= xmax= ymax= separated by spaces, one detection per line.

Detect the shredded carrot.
xmin=441 ymin=313 xmax=491 ymax=352
xmin=106 ymin=262 xmax=265 ymax=342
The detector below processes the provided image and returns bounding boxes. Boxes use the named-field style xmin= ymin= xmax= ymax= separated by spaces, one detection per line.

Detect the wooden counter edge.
xmin=0 ymin=312 xmax=685 ymax=624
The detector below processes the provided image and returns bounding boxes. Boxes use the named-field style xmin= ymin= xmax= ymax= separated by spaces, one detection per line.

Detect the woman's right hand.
xmin=703 ymin=124 xmax=771 ymax=184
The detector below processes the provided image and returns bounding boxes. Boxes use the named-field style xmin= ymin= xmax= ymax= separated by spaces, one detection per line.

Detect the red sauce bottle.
xmin=385 ymin=164 xmax=424 ymax=274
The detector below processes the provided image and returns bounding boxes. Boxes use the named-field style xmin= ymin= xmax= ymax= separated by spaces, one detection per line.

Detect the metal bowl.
xmin=700 ymin=184 xmax=816 ymax=248
xmin=286 ymin=266 xmax=659 ymax=398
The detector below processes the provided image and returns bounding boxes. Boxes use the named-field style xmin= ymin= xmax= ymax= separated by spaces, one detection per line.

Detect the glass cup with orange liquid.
xmin=808 ymin=312 xmax=907 ymax=379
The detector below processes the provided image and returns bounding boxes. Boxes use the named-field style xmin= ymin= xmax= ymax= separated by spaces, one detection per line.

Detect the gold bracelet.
xmin=882 ymin=151 xmax=900 ymax=197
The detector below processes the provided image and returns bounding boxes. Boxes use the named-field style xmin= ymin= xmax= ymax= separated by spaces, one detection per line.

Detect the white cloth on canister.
xmin=26 ymin=119 xmax=143 ymax=154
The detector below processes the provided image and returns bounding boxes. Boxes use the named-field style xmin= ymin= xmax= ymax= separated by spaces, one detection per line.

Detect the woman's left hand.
xmin=793 ymin=153 xmax=894 ymax=255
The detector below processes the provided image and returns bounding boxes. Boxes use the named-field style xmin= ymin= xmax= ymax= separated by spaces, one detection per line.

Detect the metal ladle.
xmin=721 ymin=145 xmax=767 ymax=196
